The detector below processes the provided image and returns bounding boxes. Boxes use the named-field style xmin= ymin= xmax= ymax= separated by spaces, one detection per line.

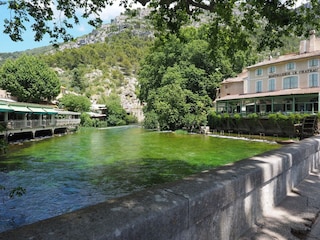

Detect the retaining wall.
xmin=1 ymin=137 xmax=320 ymax=240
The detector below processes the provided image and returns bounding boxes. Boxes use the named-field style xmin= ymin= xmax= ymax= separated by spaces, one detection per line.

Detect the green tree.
xmin=71 ymin=68 xmax=86 ymax=92
xmin=152 ymin=83 xmax=189 ymax=130
xmin=138 ymin=24 xmax=252 ymax=130
xmin=103 ymin=94 xmax=128 ymax=126
xmin=143 ymin=110 xmax=159 ymax=129
xmin=1 ymin=1 xmax=319 ymax=50
xmin=80 ymin=112 xmax=103 ymax=127
xmin=0 ymin=55 xmax=60 ymax=103
xmin=59 ymin=94 xmax=91 ymax=112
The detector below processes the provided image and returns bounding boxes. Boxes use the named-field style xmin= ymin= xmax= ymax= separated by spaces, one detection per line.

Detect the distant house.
xmin=215 ymin=31 xmax=320 ymax=115
xmin=87 ymin=103 xmax=107 ymax=120
xmin=0 ymin=89 xmax=17 ymax=102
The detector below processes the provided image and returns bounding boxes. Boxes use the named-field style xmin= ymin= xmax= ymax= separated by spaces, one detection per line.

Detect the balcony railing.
xmin=55 ymin=119 xmax=81 ymax=126
xmin=0 ymin=119 xmax=80 ymax=131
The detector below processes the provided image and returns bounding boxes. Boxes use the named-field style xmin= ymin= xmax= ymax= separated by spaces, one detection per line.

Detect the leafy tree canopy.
xmin=139 ymin=23 xmax=255 ymax=130
xmin=0 ymin=55 xmax=60 ymax=103
xmin=59 ymin=94 xmax=91 ymax=112
xmin=1 ymin=1 xmax=320 ymax=49
xmin=100 ymin=93 xmax=131 ymax=126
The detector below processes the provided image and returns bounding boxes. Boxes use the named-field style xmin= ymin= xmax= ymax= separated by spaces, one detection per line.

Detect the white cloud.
xmin=77 ymin=24 xmax=87 ymax=32
xmin=98 ymin=1 xmax=144 ymax=22
xmin=99 ymin=4 xmax=126 ymax=22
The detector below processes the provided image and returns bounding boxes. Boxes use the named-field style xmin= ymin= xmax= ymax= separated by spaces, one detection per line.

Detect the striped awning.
xmin=0 ymin=105 xmax=13 ymax=112
xmin=43 ymin=108 xmax=58 ymax=114
xmin=28 ymin=107 xmax=47 ymax=114
xmin=9 ymin=106 xmax=32 ymax=113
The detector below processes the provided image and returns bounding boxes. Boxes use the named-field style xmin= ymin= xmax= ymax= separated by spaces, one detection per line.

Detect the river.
xmin=0 ymin=126 xmax=280 ymax=232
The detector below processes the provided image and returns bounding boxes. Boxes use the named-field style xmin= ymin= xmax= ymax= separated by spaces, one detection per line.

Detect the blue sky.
xmin=0 ymin=3 xmax=127 ymax=53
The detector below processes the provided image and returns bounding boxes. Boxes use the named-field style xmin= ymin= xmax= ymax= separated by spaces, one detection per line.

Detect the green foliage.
xmin=268 ymin=113 xmax=289 ymax=123
xmin=287 ymin=113 xmax=306 ymax=124
xmin=138 ymin=21 xmax=259 ymax=130
xmin=80 ymin=113 xmax=105 ymax=127
xmin=150 ymin=1 xmax=320 ymax=51
xmin=1 ymin=0 xmax=320 ymax=55
xmin=143 ymin=111 xmax=159 ymax=129
xmin=140 ymin=25 xmax=245 ymax=131
xmin=0 ymin=138 xmax=8 ymax=154
xmin=126 ymin=114 xmax=138 ymax=124
xmin=107 ymin=115 xmax=126 ymax=126
xmin=211 ymin=112 xmax=309 ymax=127
xmin=101 ymin=94 xmax=129 ymax=126
xmin=59 ymin=94 xmax=91 ymax=112
xmin=174 ymin=130 xmax=188 ymax=134
xmin=43 ymin=31 xmax=151 ymax=74
xmin=221 ymin=113 xmax=230 ymax=119
xmin=0 ymin=55 xmax=60 ymax=103
xmin=207 ymin=110 xmax=222 ymax=129
xmin=207 ymin=17 xmax=257 ymax=75
xmin=233 ymin=113 xmax=241 ymax=121
xmin=71 ymin=68 xmax=86 ymax=92
xmin=268 ymin=112 xmax=307 ymax=124
xmin=41 ymin=30 xmax=152 ymax=98
xmin=247 ymin=113 xmax=259 ymax=120
xmin=80 ymin=113 xmax=92 ymax=127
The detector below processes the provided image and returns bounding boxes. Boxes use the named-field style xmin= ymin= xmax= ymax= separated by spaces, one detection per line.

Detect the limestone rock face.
xmin=119 ymin=76 xmax=144 ymax=122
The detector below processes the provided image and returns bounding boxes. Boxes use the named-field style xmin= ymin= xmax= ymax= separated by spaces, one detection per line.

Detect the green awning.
xmin=43 ymin=108 xmax=58 ymax=114
xmin=10 ymin=106 xmax=32 ymax=113
xmin=28 ymin=107 xmax=47 ymax=114
xmin=0 ymin=105 xmax=13 ymax=112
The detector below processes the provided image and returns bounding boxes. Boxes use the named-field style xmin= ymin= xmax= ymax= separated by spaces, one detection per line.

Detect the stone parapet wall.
xmin=1 ymin=137 xmax=320 ymax=240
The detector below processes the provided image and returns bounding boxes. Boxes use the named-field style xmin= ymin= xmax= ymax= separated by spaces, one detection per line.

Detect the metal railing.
xmin=56 ymin=119 xmax=81 ymax=126
xmin=0 ymin=118 xmax=80 ymax=130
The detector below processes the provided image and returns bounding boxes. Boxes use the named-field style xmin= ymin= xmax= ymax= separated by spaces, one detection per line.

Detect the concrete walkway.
xmin=240 ymin=169 xmax=320 ymax=240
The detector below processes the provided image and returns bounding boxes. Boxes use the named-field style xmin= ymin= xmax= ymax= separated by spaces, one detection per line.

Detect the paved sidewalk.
xmin=240 ymin=169 xmax=320 ymax=240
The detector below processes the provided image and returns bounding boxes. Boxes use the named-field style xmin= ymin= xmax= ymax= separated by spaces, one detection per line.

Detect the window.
xmin=283 ymin=76 xmax=298 ymax=89
xmin=309 ymin=59 xmax=319 ymax=68
xmin=256 ymin=68 xmax=263 ymax=76
xmin=256 ymin=81 xmax=262 ymax=93
xmin=268 ymin=66 xmax=276 ymax=73
xmin=268 ymin=78 xmax=275 ymax=91
xmin=309 ymin=73 xmax=319 ymax=87
xmin=286 ymin=62 xmax=295 ymax=71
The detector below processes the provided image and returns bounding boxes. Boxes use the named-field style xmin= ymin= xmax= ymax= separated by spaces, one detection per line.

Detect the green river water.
xmin=0 ymin=126 xmax=280 ymax=232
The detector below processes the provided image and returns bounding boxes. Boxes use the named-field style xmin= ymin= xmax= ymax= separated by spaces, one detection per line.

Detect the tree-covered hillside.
xmin=42 ymin=30 xmax=152 ymax=96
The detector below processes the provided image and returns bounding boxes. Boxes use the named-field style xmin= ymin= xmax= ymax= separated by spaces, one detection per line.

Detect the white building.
xmin=215 ymin=31 xmax=320 ymax=115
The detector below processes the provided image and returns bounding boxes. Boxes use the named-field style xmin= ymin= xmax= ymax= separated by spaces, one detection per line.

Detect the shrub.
xmin=207 ymin=110 xmax=222 ymax=129
xmin=143 ymin=111 xmax=159 ymax=129
xmin=80 ymin=113 xmax=95 ymax=127
xmin=247 ymin=113 xmax=258 ymax=119
xmin=125 ymin=114 xmax=138 ymax=124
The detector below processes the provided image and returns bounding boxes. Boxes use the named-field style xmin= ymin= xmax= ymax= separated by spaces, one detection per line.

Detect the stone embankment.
xmin=0 ymin=137 xmax=319 ymax=240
